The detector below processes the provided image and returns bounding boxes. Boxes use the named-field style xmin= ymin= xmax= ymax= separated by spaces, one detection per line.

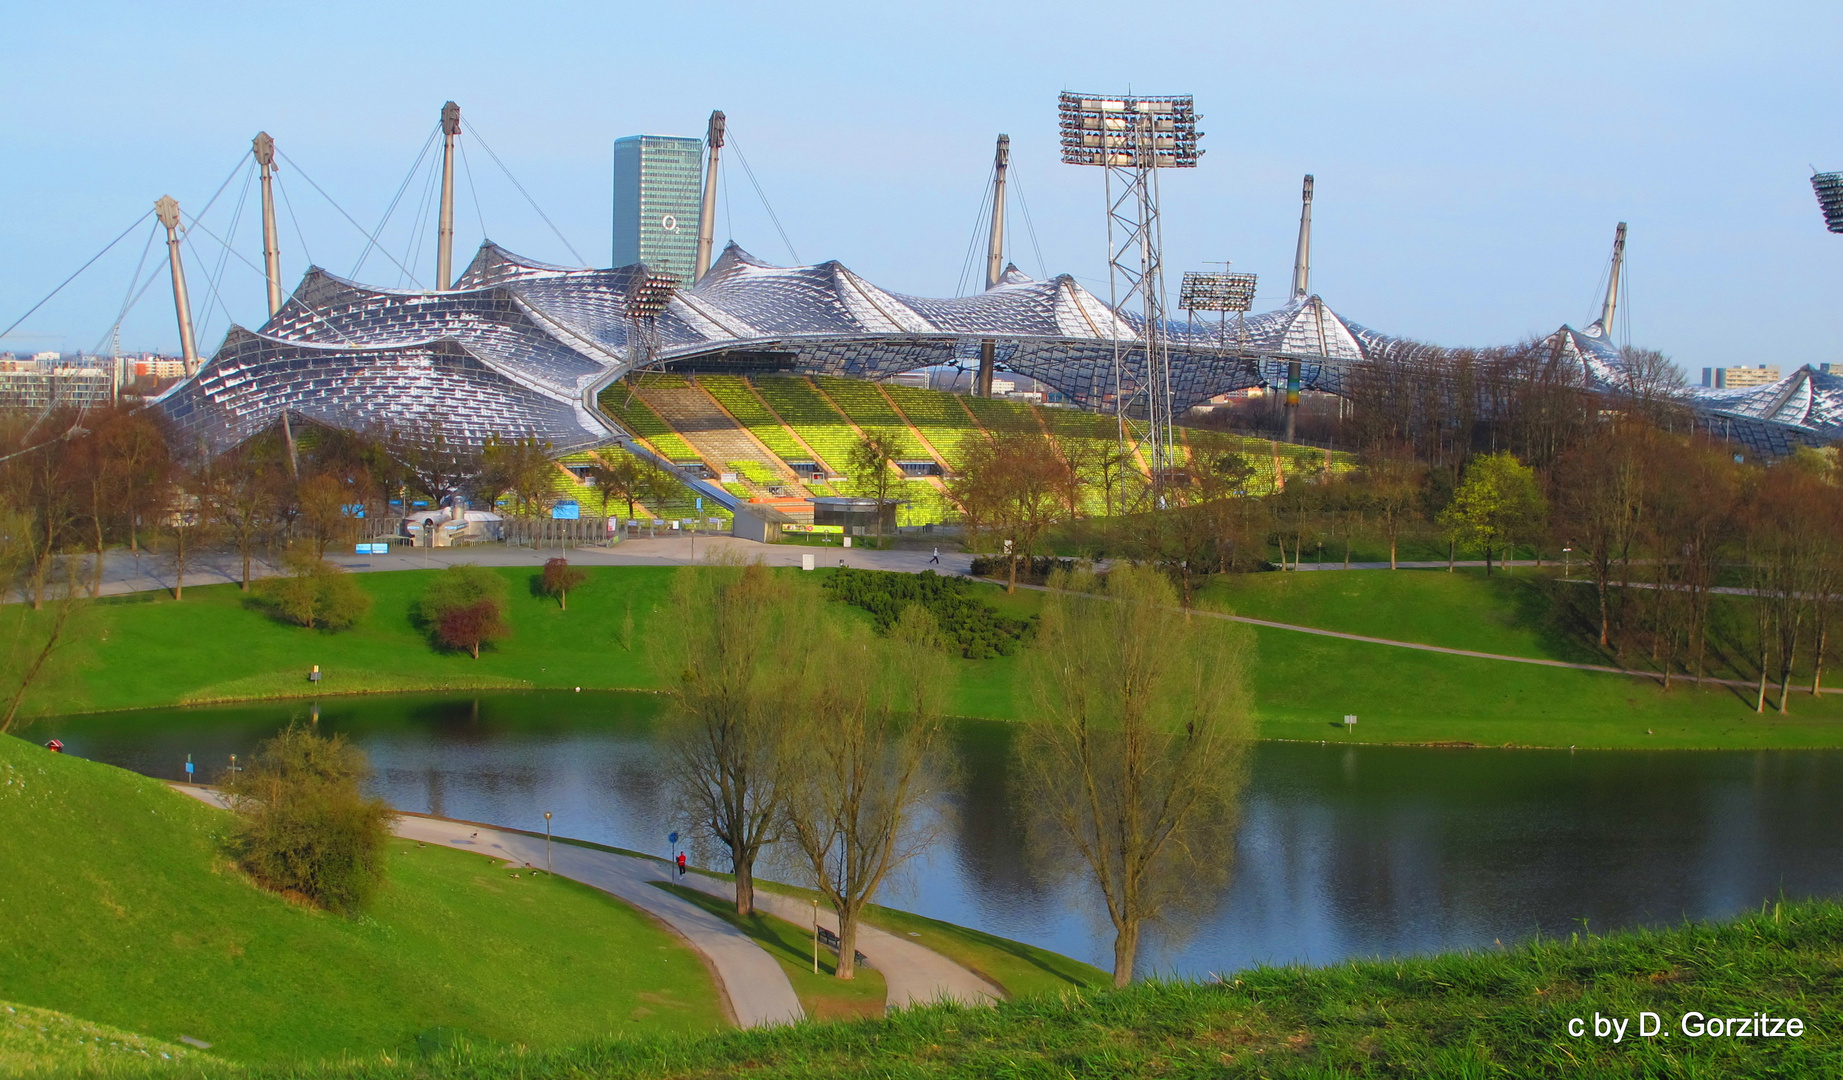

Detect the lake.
xmin=27 ymin=691 xmax=1843 ymax=978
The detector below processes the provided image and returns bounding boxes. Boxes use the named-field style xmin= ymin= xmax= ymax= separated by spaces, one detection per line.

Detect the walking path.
xmin=1004 ymin=580 xmax=1816 ymax=695
xmin=167 ymin=784 xmax=800 ymax=1028
xmin=64 ymin=538 xmax=971 ymax=601
xmin=672 ymin=875 xmax=1001 ymax=1009
xmin=166 ymin=785 xmax=996 ymax=1020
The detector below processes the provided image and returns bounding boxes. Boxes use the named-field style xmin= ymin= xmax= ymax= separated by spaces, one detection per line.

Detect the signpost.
xmin=544 ymin=811 xmax=553 ymax=873
xmin=1344 ymin=714 xmax=1358 ymax=735
xmin=184 ymin=754 xmax=194 ymax=783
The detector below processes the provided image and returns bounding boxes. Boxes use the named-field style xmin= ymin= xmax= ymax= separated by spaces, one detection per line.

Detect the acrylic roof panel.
xmin=154 ymin=239 xmax=1843 ymax=457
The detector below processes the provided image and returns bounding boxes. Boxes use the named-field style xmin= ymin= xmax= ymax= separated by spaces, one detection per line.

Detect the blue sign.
xmin=668 ymin=831 xmax=678 ymax=846
xmin=695 ymin=496 xmax=703 ymax=511
xmin=551 ymin=501 xmax=580 ymax=520
xmin=184 ymin=755 xmax=194 ymax=777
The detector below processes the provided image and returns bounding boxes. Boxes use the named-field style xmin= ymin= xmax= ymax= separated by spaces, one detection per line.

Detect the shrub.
xmin=823 ymin=568 xmax=1032 ymax=659
xmin=437 ymin=599 xmax=511 ymax=659
xmin=225 ymin=722 xmax=395 ymax=914
xmin=418 ymin=564 xmax=512 ymax=657
xmin=537 ymin=557 xmax=588 ymax=610
xmin=969 ymin=554 xmax=1078 ymax=586
xmin=257 ymin=554 xmax=373 ymax=630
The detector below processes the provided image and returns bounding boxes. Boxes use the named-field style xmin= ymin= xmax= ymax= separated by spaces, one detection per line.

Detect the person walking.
xmin=676 ymin=851 xmax=687 ymax=878
xmin=929 ymin=546 xmax=940 ymax=564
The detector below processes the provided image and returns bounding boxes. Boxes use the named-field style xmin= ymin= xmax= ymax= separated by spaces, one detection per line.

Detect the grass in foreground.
xmin=1 ymin=1000 xmax=195 ymax=1074
xmin=651 ymin=884 xmax=887 ymax=1022
xmin=0 ymin=734 xmax=724 ymax=1064
xmin=88 ymin=899 xmax=1843 ymax=1078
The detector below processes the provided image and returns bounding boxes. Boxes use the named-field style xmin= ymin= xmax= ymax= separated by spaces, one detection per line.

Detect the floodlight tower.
xmin=1059 ymin=92 xmax=1201 ymax=492
xmin=1812 ymin=171 xmax=1843 ymax=234
xmin=1179 ymin=268 xmax=1258 ymax=350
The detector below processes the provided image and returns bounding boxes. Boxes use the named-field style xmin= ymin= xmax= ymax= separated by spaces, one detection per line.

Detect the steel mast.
xmin=1597 ymin=221 xmax=1627 ymax=333
xmin=1059 ymin=92 xmax=1201 ymax=496
xmin=435 ymin=101 xmax=460 ymax=290
xmin=253 ymin=132 xmax=284 ymax=316
xmin=977 ymin=134 xmax=1010 ymax=397
xmin=155 ymin=196 xmax=199 ymax=376
xmin=1283 ymin=175 xmax=1314 ymax=442
xmin=695 ymin=110 xmax=725 ymax=282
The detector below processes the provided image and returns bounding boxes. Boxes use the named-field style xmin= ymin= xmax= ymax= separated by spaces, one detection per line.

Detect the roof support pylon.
xmin=1598 ymin=221 xmax=1627 ymax=334
xmin=985 ymin=135 xmax=1010 ymax=291
xmin=253 ymin=132 xmax=283 ymax=316
xmin=436 ymin=101 xmax=460 ymax=291
xmin=155 ymin=196 xmax=199 ymax=375
xmin=1291 ymin=174 xmax=1314 ymax=300
xmin=695 ymin=110 xmax=725 ymax=282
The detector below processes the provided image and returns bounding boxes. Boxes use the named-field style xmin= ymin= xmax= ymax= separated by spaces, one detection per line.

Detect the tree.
xmin=296 ymin=472 xmax=355 ymax=557
xmin=0 ymin=556 xmax=87 ymax=733
xmin=1552 ymin=426 xmax=1648 ymax=647
xmin=538 ymin=557 xmax=587 ymax=610
xmin=1360 ymin=453 xmax=1427 ymax=570
xmin=1438 ymin=451 xmax=1546 ymax=574
xmin=418 ymin=564 xmax=511 ymax=658
xmin=259 ymin=553 xmax=374 ymax=631
xmin=1019 ymin=563 xmax=1254 ymax=988
xmin=481 ymin=435 xmax=558 ymax=516
xmin=947 ymin=430 xmax=1070 ymax=592
xmin=781 ymin=604 xmax=951 ymax=979
xmin=216 ymin=444 xmax=285 ymax=591
xmin=583 ymin=450 xmax=638 ymax=519
xmin=225 ymin=722 xmax=396 ymax=914
xmin=847 ymin=430 xmax=904 ymax=544
xmin=657 ymin=562 xmax=813 ymax=916
xmin=158 ymin=455 xmax=219 ymax=600
xmin=437 ymin=600 xmax=510 ymax=660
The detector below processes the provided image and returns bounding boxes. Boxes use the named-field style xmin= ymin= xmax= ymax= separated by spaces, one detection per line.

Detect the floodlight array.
xmin=1814 ymin=172 xmax=1843 ymax=234
xmin=1058 ymin=93 xmax=1201 ymax=168
xmin=625 ymin=270 xmax=679 ymax=319
xmin=1179 ymin=271 xmax=1258 ymax=313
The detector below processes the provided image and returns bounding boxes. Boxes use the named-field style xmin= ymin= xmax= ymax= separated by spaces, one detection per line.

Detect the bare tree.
xmin=0 ymin=556 xmax=86 ymax=733
xmin=1551 ymin=425 xmax=1648 ymax=648
xmin=781 ymin=605 xmax=951 ymax=979
xmin=657 ymin=562 xmax=812 ymax=916
xmin=1019 ymin=563 xmax=1255 ymax=987
xmin=948 ymin=430 xmax=1071 ymax=592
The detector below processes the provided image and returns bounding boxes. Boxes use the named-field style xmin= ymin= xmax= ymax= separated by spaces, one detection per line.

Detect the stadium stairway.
xmin=632 ymin=381 xmax=818 ymax=524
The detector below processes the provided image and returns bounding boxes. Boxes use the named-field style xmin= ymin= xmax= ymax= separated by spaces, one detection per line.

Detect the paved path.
xmin=673 ymin=874 xmax=1001 ymax=1009
xmin=166 ymin=785 xmax=802 ymax=1028
xmin=1004 ymin=580 xmax=1810 ymax=695
xmin=51 ymin=538 xmax=971 ymax=601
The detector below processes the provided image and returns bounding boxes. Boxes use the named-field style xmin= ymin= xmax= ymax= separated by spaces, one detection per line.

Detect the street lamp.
xmin=543 ymin=811 xmax=552 ymax=874
xmin=812 ymin=898 xmax=820 ymax=974
xmin=1562 ymin=547 xmax=1573 ymax=577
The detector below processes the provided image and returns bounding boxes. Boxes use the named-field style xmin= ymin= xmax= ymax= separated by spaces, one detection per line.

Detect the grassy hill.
xmin=85 ymin=900 xmax=1843 ymax=1078
xmin=0 ymin=732 xmax=724 ymax=1064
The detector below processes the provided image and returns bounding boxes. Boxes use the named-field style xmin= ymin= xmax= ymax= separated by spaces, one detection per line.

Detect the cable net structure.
xmin=152 ymin=237 xmax=1843 ymax=463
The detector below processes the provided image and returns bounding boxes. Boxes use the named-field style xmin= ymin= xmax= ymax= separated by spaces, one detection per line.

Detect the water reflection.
xmin=28 ymin=693 xmax=1843 ymax=978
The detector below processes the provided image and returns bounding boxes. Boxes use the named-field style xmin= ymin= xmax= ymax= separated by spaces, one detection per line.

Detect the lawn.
xmin=0 ymin=733 xmax=725 ymax=1064
xmin=32 ymin=563 xmax=1843 ymax=749
xmin=87 ymin=899 xmax=1843 ymax=1078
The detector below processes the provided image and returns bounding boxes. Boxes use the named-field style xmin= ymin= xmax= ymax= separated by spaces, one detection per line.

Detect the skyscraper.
xmin=613 ymin=135 xmax=703 ymax=285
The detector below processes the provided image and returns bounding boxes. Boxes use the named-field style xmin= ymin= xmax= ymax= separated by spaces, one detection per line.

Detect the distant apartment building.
xmin=612 ymin=135 xmax=704 ymax=286
xmin=0 ymin=364 xmax=116 ymax=409
xmin=1702 ymin=365 xmax=1781 ymax=389
xmin=133 ymin=357 xmax=189 ymax=380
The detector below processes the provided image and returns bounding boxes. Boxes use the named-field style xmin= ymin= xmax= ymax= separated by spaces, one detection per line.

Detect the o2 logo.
xmin=660 ymin=214 xmax=679 ymax=232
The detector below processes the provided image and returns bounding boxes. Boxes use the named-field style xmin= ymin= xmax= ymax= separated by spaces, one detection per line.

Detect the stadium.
xmin=148 ymin=104 xmax=1843 ymax=530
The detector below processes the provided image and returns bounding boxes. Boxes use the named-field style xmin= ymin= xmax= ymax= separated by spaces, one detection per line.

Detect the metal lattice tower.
xmin=1059 ymin=93 xmax=1201 ymax=492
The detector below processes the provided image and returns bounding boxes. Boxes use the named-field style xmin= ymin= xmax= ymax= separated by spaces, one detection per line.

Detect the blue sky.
xmin=3 ymin=0 xmax=1839 ymax=372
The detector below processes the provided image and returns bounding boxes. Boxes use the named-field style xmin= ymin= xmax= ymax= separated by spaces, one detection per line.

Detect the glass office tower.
xmin=613 ymin=135 xmax=704 ymax=285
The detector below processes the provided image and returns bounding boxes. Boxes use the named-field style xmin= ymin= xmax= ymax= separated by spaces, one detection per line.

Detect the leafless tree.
xmin=655 ymin=561 xmax=813 ymax=916
xmin=1018 ymin=563 xmax=1255 ymax=988
xmin=781 ymin=605 xmax=952 ymax=979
